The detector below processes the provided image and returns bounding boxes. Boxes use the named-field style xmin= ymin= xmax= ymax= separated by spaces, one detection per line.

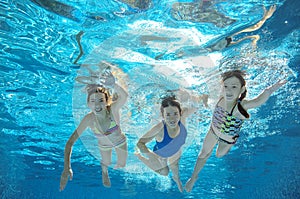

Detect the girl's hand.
xmin=269 ymin=80 xmax=287 ymax=93
xmin=201 ymin=94 xmax=209 ymax=107
xmin=59 ymin=168 xmax=73 ymax=191
xmin=100 ymin=70 xmax=116 ymax=88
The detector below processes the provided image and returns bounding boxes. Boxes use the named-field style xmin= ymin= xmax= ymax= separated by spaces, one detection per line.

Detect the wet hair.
xmin=225 ymin=37 xmax=232 ymax=47
xmin=221 ymin=70 xmax=250 ymax=118
xmin=160 ymin=96 xmax=182 ymax=116
xmin=86 ymin=84 xmax=111 ymax=110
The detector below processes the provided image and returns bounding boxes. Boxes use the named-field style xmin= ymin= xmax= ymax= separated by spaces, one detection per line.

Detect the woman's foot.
xmin=102 ymin=171 xmax=111 ymax=188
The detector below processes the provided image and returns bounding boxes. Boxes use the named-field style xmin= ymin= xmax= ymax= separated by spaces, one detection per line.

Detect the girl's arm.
xmin=101 ymin=70 xmax=128 ymax=111
xmin=136 ymin=122 xmax=163 ymax=154
xmin=112 ymin=83 xmax=128 ymax=111
xmin=176 ymin=89 xmax=208 ymax=119
xmin=60 ymin=114 xmax=90 ymax=191
xmin=243 ymin=80 xmax=287 ymax=110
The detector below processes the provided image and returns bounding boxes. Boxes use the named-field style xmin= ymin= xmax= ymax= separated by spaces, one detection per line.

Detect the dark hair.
xmin=86 ymin=84 xmax=111 ymax=109
xmin=160 ymin=96 xmax=182 ymax=116
xmin=221 ymin=70 xmax=249 ymax=118
xmin=225 ymin=37 xmax=232 ymax=47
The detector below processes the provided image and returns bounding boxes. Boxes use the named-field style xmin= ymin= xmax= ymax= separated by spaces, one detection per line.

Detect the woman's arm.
xmin=243 ymin=80 xmax=287 ymax=110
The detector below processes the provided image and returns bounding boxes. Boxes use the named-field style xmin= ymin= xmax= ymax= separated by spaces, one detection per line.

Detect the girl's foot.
xmin=102 ymin=171 xmax=111 ymax=188
xmin=114 ymin=164 xmax=125 ymax=170
xmin=185 ymin=177 xmax=197 ymax=192
xmin=173 ymin=178 xmax=183 ymax=193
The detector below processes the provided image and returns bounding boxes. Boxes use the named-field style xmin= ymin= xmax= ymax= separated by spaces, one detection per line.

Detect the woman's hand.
xmin=60 ymin=168 xmax=73 ymax=191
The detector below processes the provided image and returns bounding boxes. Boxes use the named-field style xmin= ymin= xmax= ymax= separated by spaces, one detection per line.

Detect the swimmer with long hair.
xmin=185 ymin=70 xmax=286 ymax=192
xmin=60 ymin=70 xmax=128 ymax=190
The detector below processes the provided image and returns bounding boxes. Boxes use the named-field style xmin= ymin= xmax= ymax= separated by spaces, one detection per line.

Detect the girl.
xmin=185 ymin=70 xmax=286 ymax=192
xmin=60 ymin=71 xmax=128 ymax=190
xmin=136 ymin=92 xmax=204 ymax=192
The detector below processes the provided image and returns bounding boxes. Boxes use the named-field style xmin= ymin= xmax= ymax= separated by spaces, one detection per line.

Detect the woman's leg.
xmin=114 ymin=141 xmax=128 ymax=169
xmin=185 ymin=129 xmax=218 ymax=192
xmin=99 ymin=148 xmax=112 ymax=187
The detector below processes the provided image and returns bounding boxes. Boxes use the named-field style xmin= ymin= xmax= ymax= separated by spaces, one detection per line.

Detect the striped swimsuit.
xmin=93 ymin=118 xmax=126 ymax=150
xmin=211 ymin=98 xmax=243 ymax=144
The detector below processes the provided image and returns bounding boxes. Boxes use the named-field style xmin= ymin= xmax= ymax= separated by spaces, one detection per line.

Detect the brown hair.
xmin=160 ymin=96 xmax=182 ymax=116
xmin=221 ymin=70 xmax=249 ymax=118
xmin=86 ymin=84 xmax=111 ymax=110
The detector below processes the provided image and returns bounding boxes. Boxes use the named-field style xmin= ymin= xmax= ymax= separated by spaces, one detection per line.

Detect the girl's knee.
xmin=215 ymin=153 xmax=224 ymax=158
xmin=101 ymin=160 xmax=111 ymax=167
xmin=116 ymin=161 xmax=126 ymax=168
xmin=198 ymin=150 xmax=213 ymax=159
xmin=216 ymin=145 xmax=231 ymax=158
xmin=215 ymin=150 xmax=228 ymax=158
xmin=156 ymin=167 xmax=169 ymax=176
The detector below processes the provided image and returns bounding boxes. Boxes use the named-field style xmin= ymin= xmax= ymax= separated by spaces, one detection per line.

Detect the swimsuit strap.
xmin=229 ymin=101 xmax=238 ymax=115
xmin=94 ymin=112 xmax=119 ymax=135
xmin=218 ymin=97 xmax=238 ymax=115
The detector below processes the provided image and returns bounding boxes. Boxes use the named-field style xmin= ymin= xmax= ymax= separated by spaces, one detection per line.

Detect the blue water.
xmin=1 ymin=0 xmax=299 ymax=198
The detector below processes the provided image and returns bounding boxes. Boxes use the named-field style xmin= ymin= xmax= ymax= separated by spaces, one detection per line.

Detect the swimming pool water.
xmin=1 ymin=0 xmax=299 ymax=198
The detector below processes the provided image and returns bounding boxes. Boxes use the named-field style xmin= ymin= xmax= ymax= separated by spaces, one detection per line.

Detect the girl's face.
xmin=223 ymin=76 xmax=245 ymax=102
xmin=88 ymin=93 xmax=107 ymax=115
xmin=162 ymin=105 xmax=181 ymax=128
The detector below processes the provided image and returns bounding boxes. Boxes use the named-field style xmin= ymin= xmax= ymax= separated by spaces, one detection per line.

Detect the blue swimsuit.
xmin=153 ymin=121 xmax=187 ymax=158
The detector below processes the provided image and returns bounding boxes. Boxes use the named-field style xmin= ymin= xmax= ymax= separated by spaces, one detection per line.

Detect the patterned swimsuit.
xmin=93 ymin=117 xmax=126 ymax=150
xmin=211 ymin=98 xmax=244 ymax=144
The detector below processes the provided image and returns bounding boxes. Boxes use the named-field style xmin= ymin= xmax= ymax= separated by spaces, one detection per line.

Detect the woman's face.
xmin=223 ymin=76 xmax=244 ymax=102
xmin=88 ymin=93 xmax=107 ymax=115
xmin=162 ymin=105 xmax=181 ymax=128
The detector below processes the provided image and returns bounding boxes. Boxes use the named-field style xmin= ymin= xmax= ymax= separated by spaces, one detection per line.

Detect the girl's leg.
xmin=169 ymin=157 xmax=183 ymax=192
xmin=99 ymin=148 xmax=112 ymax=187
xmin=216 ymin=141 xmax=233 ymax=158
xmin=114 ymin=142 xmax=128 ymax=169
xmin=185 ymin=129 xmax=218 ymax=192
xmin=136 ymin=152 xmax=169 ymax=175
